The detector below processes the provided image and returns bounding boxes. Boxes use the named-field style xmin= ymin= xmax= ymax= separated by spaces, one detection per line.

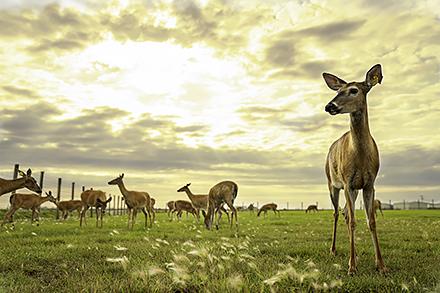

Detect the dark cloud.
xmin=2 ymin=85 xmax=39 ymax=98
xmin=294 ymin=20 xmax=365 ymax=40
xmin=265 ymin=40 xmax=295 ymax=67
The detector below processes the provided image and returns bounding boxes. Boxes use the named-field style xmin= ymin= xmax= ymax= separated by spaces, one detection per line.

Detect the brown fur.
xmin=2 ymin=192 xmax=56 ymax=225
xmin=55 ymin=200 xmax=84 ymax=219
xmin=80 ymin=189 xmax=112 ymax=228
xmin=172 ymin=200 xmax=198 ymax=220
xmin=0 ymin=168 xmax=41 ymax=196
xmin=203 ymin=181 xmax=238 ymax=230
xmin=257 ymin=203 xmax=280 ymax=217
xmin=323 ymin=64 xmax=387 ymax=274
xmin=108 ymin=174 xmax=153 ymax=229
xmin=305 ymin=205 xmax=318 ymax=213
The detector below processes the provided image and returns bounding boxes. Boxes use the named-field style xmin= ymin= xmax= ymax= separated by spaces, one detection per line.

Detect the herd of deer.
xmin=0 ymin=65 xmax=388 ymax=274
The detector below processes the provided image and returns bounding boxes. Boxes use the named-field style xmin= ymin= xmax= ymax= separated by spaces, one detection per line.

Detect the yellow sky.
xmin=0 ymin=0 xmax=439 ymax=208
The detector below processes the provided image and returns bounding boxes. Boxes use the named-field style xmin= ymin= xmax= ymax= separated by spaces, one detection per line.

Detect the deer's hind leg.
xmin=330 ymin=185 xmax=341 ymax=256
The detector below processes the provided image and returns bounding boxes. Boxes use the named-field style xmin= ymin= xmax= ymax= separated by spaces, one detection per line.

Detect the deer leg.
xmin=80 ymin=206 xmax=89 ymax=227
xmin=330 ymin=186 xmax=340 ymax=256
xmin=345 ymin=187 xmax=357 ymax=275
xmin=363 ymin=187 xmax=388 ymax=273
xmin=95 ymin=207 xmax=99 ymax=228
xmin=132 ymin=209 xmax=138 ymax=229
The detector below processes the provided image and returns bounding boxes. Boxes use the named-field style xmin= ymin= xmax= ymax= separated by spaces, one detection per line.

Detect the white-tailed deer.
xmin=248 ymin=203 xmax=255 ymax=213
xmin=0 ymin=168 xmax=42 ymax=196
xmin=150 ymin=197 xmax=156 ymax=223
xmin=177 ymin=183 xmax=230 ymax=223
xmin=55 ymin=199 xmax=84 ymax=220
xmin=2 ymin=191 xmax=56 ymax=225
xmin=203 ymin=181 xmax=238 ymax=230
xmin=305 ymin=205 xmax=318 ymax=213
xmin=108 ymin=174 xmax=153 ymax=229
xmin=80 ymin=189 xmax=112 ymax=228
xmin=374 ymin=199 xmax=384 ymax=217
xmin=166 ymin=200 xmax=175 ymax=218
xmin=323 ymin=64 xmax=387 ymax=274
xmin=257 ymin=203 xmax=280 ymax=217
xmin=172 ymin=200 xmax=199 ymax=220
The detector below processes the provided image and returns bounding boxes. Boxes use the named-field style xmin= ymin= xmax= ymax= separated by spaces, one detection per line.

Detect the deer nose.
xmin=325 ymin=102 xmax=336 ymax=112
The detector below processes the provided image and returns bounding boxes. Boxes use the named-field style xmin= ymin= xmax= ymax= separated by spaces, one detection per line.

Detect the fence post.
xmin=301 ymin=202 xmax=303 ymax=210
xmin=39 ymin=171 xmax=44 ymax=192
xmin=56 ymin=178 xmax=62 ymax=219
xmin=71 ymin=182 xmax=75 ymax=200
xmin=11 ymin=164 xmax=19 ymax=196
xmin=286 ymin=202 xmax=289 ymax=210
xmin=403 ymin=200 xmax=406 ymax=210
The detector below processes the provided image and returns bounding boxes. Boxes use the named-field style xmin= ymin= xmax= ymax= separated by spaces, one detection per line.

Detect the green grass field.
xmin=0 ymin=209 xmax=439 ymax=292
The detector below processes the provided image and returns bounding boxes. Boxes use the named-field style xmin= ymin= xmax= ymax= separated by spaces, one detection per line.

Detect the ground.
xmin=0 ymin=209 xmax=439 ymax=292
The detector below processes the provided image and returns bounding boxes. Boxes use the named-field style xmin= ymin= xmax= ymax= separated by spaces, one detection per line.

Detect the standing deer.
xmin=108 ymin=174 xmax=153 ymax=229
xmin=54 ymin=199 xmax=84 ymax=220
xmin=248 ymin=203 xmax=255 ymax=213
xmin=202 ymin=181 xmax=238 ymax=230
xmin=166 ymin=200 xmax=175 ymax=219
xmin=172 ymin=200 xmax=199 ymax=220
xmin=2 ymin=191 xmax=56 ymax=225
xmin=177 ymin=183 xmax=230 ymax=223
xmin=150 ymin=197 xmax=156 ymax=223
xmin=80 ymin=189 xmax=112 ymax=228
xmin=257 ymin=203 xmax=280 ymax=217
xmin=305 ymin=205 xmax=318 ymax=213
xmin=323 ymin=64 xmax=387 ymax=274
xmin=0 ymin=168 xmax=42 ymax=196
xmin=374 ymin=199 xmax=384 ymax=217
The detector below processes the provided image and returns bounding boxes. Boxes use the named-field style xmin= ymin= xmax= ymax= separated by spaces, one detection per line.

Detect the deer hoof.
xmin=347 ymin=267 xmax=357 ymax=275
xmin=376 ymin=265 xmax=389 ymax=274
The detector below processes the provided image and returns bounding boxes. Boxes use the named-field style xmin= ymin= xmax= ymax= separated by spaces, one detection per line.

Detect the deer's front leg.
xmin=345 ymin=187 xmax=357 ymax=275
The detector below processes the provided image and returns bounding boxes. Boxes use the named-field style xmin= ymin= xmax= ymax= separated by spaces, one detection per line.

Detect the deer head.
xmin=108 ymin=173 xmax=124 ymax=185
xmin=45 ymin=191 xmax=57 ymax=203
xmin=323 ymin=64 xmax=382 ymax=115
xmin=96 ymin=197 xmax=112 ymax=214
xmin=19 ymin=168 xmax=42 ymax=194
xmin=177 ymin=183 xmax=191 ymax=192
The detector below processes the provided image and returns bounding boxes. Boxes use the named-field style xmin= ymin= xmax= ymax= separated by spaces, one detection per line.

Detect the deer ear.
xmin=26 ymin=168 xmax=32 ymax=176
xmin=323 ymin=73 xmax=347 ymax=91
xmin=365 ymin=64 xmax=383 ymax=88
xmin=106 ymin=197 xmax=112 ymax=203
xmin=187 ymin=183 xmax=191 ymax=187
xmin=121 ymin=173 xmax=124 ymax=178
xmin=18 ymin=170 xmax=26 ymax=177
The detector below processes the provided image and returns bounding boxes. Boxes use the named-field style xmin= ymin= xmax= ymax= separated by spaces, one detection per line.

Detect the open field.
xmin=0 ymin=210 xmax=439 ymax=292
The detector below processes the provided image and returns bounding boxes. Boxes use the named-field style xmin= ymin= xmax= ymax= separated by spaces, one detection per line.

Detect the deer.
xmin=2 ymin=191 xmax=56 ymax=226
xmin=166 ymin=200 xmax=175 ymax=218
xmin=305 ymin=205 xmax=318 ymax=213
xmin=257 ymin=203 xmax=280 ymax=217
xmin=171 ymin=200 xmax=199 ymax=220
xmin=80 ymin=189 xmax=112 ymax=228
xmin=202 ymin=181 xmax=238 ymax=230
xmin=108 ymin=174 xmax=153 ymax=229
xmin=248 ymin=203 xmax=255 ymax=213
xmin=0 ymin=168 xmax=42 ymax=196
xmin=374 ymin=199 xmax=384 ymax=217
xmin=323 ymin=64 xmax=387 ymax=274
xmin=177 ymin=183 xmax=230 ymax=223
xmin=54 ymin=199 xmax=84 ymax=220
xmin=150 ymin=197 xmax=156 ymax=223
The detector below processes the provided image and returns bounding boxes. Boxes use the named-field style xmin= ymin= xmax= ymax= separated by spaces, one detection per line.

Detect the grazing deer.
xmin=323 ymin=64 xmax=387 ymax=274
xmin=248 ymin=203 xmax=255 ymax=213
xmin=257 ymin=203 xmax=280 ymax=217
xmin=150 ymin=197 xmax=156 ymax=223
xmin=54 ymin=199 xmax=84 ymax=220
xmin=172 ymin=200 xmax=199 ymax=220
xmin=108 ymin=174 xmax=153 ymax=229
xmin=0 ymin=168 xmax=42 ymax=196
xmin=374 ymin=199 xmax=384 ymax=217
xmin=80 ymin=189 xmax=112 ymax=228
xmin=202 ymin=181 xmax=238 ymax=230
xmin=177 ymin=183 xmax=230 ymax=223
xmin=305 ymin=205 xmax=318 ymax=213
xmin=166 ymin=200 xmax=175 ymax=218
xmin=2 ymin=191 xmax=56 ymax=225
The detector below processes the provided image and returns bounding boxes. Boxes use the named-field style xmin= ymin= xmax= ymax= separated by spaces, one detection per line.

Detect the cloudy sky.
xmin=0 ymin=0 xmax=439 ymax=209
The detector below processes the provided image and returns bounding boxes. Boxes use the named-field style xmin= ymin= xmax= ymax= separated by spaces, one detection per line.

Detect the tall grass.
xmin=0 ymin=210 xmax=439 ymax=292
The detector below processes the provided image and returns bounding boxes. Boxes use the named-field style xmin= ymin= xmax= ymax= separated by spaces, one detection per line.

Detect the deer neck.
xmin=38 ymin=196 xmax=51 ymax=206
xmin=349 ymin=107 xmax=372 ymax=152
xmin=0 ymin=177 xmax=26 ymax=195
xmin=116 ymin=180 xmax=130 ymax=198
xmin=184 ymin=188 xmax=196 ymax=200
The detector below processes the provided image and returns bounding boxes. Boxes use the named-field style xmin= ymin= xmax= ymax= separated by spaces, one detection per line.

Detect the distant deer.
xmin=2 ymin=191 xmax=56 ymax=225
xmin=80 ymin=189 xmax=112 ymax=228
xmin=203 ymin=181 xmax=238 ymax=230
xmin=166 ymin=201 xmax=175 ymax=218
xmin=305 ymin=205 xmax=318 ymax=213
xmin=108 ymin=174 xmax=153 ymax=229
xmin=150 ymin=197 xmax=156 ymax=223
xmin=248 ymin=203 xmax=255 ymax=213
xmin=177 ymin=183 xmax=230 ymax=223
xmin=54 ymin=199 xmax=84 ymax=220
xmin=172 ymin=200 xmax=199 ymax=220
xmin=323 ymin=64 xmax=387 ymax=274
xmin=0 ymin=168 xmax=42 ymax=196
xmin=374 ymin=199 xmax=384 ymax=217
xmin=257 ymin=203 xmax=280 ymax=217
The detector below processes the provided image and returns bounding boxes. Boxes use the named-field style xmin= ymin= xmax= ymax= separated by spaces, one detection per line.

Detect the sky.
xmin=0 ymin=0 xmax=439 ymax=209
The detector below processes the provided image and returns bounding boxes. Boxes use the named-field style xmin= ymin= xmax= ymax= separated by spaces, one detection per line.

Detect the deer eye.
xmin=349 ymin=88 xmax=358 ymax=95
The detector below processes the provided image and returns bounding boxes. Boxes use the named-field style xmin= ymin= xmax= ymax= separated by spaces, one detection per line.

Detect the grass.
xmin=0 ymin=209 xmax=439 ymax=292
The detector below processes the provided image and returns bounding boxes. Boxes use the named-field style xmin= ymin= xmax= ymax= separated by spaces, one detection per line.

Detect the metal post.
xmin=39 ymin=171 xmax=44 ymax=193
xmin=71 ymin=182 xmax=75 ymax=200
xmin=56 ymin=178 xmax=62 ymax=219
